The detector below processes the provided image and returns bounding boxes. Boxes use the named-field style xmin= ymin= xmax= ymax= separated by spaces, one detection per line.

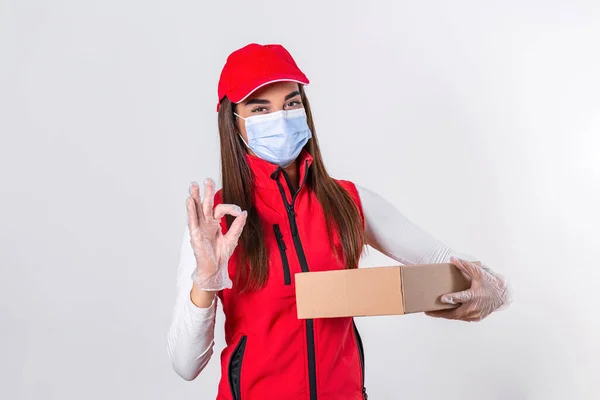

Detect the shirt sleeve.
xmin=355 ymin=184 xmax=478 ymax=264
xmin=166 ymin=227 xmax=218 ymax=381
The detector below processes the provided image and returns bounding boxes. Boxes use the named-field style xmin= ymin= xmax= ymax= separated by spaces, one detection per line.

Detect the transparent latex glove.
xmin=186 ymin=178 xmax=248 ymax=291
xmin=426 ymin=257 xmax=512 ymax=322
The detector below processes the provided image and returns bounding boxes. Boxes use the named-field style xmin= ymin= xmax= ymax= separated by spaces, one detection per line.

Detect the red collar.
xmin=244 ymin=149 xmax=313 ymax=189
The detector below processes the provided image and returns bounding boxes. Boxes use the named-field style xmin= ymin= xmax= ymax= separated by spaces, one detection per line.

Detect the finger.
xmin=424 ymin=310 xmax=447 ymax=319
xmin=425 ymin=304 xmax=469 ymax=319
xmin=441 ymin=289 xmax=474 ymax=305
xmin=213 ymin=203 xmax=243 ymax=220
xmin=450 ymin=256 xmax=479 ymax=278
xmin=186 ymin=197 xmax=199 ymax=232
xmin=461 ymin=258 xmax=483 ymax=279
xmin=202 ymin=178 xmax=216 ymax=218
xmin=224 ymin=210 xmax=248 ymax=245
xmin=427 ymin=300 xmax=484 ymax=321
xmin=425 ymin=304 xmax=467 ymax=320
xmin=189 ymin=181 xmax=204 ymax=223
xmin=452 ymin=306 xmax=482 ymax=322
xmin=426 ymin=310 xmax=479 ymax=322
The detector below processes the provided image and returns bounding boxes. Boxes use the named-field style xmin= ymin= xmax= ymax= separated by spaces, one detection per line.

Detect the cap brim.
xmin=228 ymin=76 xmax=310 ymax=105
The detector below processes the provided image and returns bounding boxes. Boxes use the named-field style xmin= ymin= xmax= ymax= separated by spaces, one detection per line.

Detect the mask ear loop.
xmin=232 ymin=113 xmax=251 ymax=149
xmin=238 ymin=134 xmax=250 ymax=149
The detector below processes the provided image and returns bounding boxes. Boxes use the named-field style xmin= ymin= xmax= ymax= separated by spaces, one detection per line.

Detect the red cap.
xmin=216 ymin=43 xmax=310 ymax=112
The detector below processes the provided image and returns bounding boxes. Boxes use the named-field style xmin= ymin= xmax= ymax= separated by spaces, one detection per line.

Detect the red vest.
xmin=214 ymin=150 xmax=367 ymax=400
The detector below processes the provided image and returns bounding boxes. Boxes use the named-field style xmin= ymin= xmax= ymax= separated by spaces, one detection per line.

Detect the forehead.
xmin=246 ymin=81 xmax=300 ymax=101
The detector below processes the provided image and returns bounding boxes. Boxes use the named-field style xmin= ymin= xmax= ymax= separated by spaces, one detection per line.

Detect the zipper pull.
xmin=277 ymin=233 xmax=286 ymax=250
xmin=287 ymin=206 xmax=296 ymax=217
xmin=273 ymin=225 xmax=286 ymax=250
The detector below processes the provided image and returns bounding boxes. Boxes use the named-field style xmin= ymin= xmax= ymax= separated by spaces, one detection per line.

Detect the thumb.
xmin=441 ymin=289 xmax=474 ymax=305
xmin=224 ymin=210 xmax=248 ymax=247
xmin=214 ymin=203 xmax=243 ymax=220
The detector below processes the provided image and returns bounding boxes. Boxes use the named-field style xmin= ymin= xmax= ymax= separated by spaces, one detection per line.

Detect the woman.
xmin=167 ymin=43 xmax=511 ymax=400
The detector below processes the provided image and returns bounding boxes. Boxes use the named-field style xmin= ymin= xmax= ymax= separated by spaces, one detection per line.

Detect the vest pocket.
xmin=273 ymin=224 xmax=292 ymax=285
xmin=228 ymin=335 xmax=247 ymax=400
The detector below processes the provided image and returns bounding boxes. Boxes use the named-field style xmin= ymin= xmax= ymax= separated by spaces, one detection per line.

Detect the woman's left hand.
xmin=425 ymin=257 xmax=510 ymax=322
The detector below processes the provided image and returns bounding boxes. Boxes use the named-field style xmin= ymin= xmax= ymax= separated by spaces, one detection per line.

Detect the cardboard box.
xmin=295 ymin=263 xmax=472 ymax=319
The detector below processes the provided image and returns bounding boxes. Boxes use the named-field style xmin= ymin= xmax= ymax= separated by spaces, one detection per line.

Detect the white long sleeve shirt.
xmin=166 ymin=184 xmax=478 ymax=381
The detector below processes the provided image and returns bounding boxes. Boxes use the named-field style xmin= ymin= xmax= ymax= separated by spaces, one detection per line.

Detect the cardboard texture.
xmin=295 ymin=263 xmax=472 ymax=319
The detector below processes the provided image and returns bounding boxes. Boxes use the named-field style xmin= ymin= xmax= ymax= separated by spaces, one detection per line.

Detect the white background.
xmin=1 ymin=1 xmax=599 ymax=399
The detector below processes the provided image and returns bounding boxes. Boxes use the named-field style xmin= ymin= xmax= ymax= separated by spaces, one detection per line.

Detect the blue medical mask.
xmin=234 ymin=108 xmax=312 ymax=167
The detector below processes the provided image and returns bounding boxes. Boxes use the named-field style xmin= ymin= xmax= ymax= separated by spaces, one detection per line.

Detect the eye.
xmin=251 ymin=106 xmax=269 ymax=113
xmin=285 ymin=100 xmax=303 ymax=109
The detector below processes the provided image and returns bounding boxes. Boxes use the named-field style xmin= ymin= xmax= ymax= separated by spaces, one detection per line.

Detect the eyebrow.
xmin=285 ymin=90 xmax=301 ymax=101
xmin=245 ymin=98 xmax=270 ymax=106
xmin=244 ymin=90 xmax=301 ymax=106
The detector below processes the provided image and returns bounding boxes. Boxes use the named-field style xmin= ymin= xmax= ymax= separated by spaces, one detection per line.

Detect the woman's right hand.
xmin=187 ymin=178 xmax=248 ymax=291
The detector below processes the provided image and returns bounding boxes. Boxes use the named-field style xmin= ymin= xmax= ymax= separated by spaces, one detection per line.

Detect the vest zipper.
xmin=228 ymin=335 xmax=247 ymax=400
xmin=353 ymin=322 xmax=368 ymax=399
xmin=273 ymin=224 xmax=292 ymax=285
xmin=272 ymin=161 xmax=317 ymax=400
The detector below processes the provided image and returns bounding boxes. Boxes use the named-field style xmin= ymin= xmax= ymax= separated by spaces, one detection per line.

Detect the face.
xmin=234 ymin=81 xmax=304 ymax=142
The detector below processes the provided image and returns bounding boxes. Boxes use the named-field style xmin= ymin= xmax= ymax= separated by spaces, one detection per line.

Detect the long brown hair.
xmin=218 ymin=86 xmax=364 ymax=291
